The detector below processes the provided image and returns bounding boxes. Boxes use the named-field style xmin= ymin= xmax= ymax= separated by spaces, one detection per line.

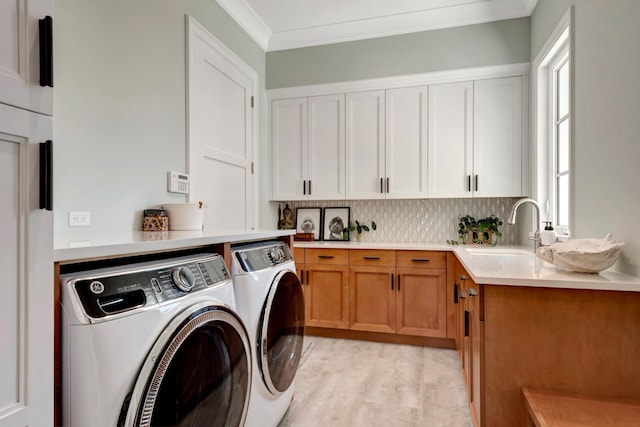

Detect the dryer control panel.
xmin=66 ymin=254 xmax=230 ymax=321
xmin=233 ymin=241 xmax=293 ymax=273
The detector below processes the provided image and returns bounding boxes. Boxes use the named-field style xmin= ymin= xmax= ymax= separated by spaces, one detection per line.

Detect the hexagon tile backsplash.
xmin=282 ymin=198 xmax=519 ymax=244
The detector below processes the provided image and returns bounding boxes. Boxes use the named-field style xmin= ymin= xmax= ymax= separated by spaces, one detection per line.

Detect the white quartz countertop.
xmin=294 ymin=241 xmax=640 ymax=292
xmin=54 ymin=229 xmax=295 ymax=263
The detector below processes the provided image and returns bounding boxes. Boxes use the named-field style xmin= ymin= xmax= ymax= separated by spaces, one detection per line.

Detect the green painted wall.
xmin=266 ymin=17 xmax=530 ymax=89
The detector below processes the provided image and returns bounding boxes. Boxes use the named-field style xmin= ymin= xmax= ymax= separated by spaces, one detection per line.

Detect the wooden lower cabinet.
xmin=396 ymin=267 xmax=447 ymax=337
xmin=349 ymin=265 xmax=395 ymax=333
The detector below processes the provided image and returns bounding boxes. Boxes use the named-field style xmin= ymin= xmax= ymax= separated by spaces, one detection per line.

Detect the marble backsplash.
xmin=280 ymin=198 xmax=519 ymax=245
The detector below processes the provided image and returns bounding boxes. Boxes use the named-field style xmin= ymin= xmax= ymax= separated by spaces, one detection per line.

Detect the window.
xmin=533 ymin=8 xmax=572 ymax=237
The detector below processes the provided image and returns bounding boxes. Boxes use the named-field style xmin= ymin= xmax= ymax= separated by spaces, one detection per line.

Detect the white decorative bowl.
xmin=536 ymin=234 xmax=624 ymax=273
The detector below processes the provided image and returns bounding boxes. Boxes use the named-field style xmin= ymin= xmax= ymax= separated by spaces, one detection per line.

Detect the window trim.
xmin=531 ymin=7 xmax=574 ymax=238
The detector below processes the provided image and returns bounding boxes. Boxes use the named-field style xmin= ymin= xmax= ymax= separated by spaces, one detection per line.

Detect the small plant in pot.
xmin=449 ymin=215 xmax=503 ymax=246
xmin=345 ymin=220 xmax=377 ymax=242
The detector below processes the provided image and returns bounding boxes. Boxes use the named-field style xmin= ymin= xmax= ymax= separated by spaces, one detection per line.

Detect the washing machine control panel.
xmin=234 ymin=242 xmax=293 ymax=272
xmin=70 ymin=254 xmax=230 ymax=320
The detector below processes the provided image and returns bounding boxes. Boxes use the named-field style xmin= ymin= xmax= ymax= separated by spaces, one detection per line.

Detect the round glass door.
xmin=259 ymin=270 xmax=305 ymax=394
xmin=123 ymin=304 xmax=251 ymax=427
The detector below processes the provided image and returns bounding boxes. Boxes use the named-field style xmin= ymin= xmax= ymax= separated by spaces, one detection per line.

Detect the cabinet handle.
xmin=391 ymin=274 xmax=394 ymax=290
xmin=308 ymin=180 xmax=312 ymax=195
xmin=459 ymin=289 xmax=467 ymax=299
xmin=317 ymin=255 xmax=334 ymax=259
xmin=454 ymin=283 xmax=459 ymax=304
xmin=386 ymin=177 xmax=390 ymax=193
xmin=306 ymin=270 xmax=309 ymax=285
xmin=39 ymin=16 xmax=53 ymax=87
xmin=459 ymin=274 xmax=467 ymax=281
xmin=299 ymin=270 xmax=304 ymax=285
xmin=467 ymin=288 xmax=478 ymax=297
xmin=467 ymin=175 xmax=471 ymax=192
xmin=303 ymin=181 xmax=306 ymax=195
xmin=39 ymin=140 xmax=53 ymax=211
xmin=397 ymin=274 xmax=401 ymax=292
xmin=411 ymin=258 xmax=430 ymax=263
xmin=363 ymin=256 xmax=380 ymax=260
xmin=475 ymin=175 xmax=478 ymax=192
xmin=464 ymin=310 xmax=470 ymax=337
xmin=380 ymin=177 xmax=384 ymax=194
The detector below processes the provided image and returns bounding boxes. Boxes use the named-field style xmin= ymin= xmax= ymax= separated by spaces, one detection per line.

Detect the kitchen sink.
xmin=464 ymin=247 xmax=533 ymax=256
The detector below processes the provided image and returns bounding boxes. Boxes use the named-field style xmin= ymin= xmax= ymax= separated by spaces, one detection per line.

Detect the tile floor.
xmin=278 ymin=336 xmax=473 ymax=427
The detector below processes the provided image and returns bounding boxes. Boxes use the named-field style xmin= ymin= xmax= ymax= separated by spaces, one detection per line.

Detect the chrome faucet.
xmin=507 ymin=198 xmax=541 ymax=252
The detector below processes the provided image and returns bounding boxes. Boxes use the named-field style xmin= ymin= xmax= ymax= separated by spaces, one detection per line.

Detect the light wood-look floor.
xmin=279 ymin=337 xmax=473 ymax=427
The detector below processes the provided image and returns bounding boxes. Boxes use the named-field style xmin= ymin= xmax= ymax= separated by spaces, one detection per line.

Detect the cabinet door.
xmin=428 ymin=82 xmax=473 ymax=198
xmin=396 ymin=267 xmax=447 ymax=337
xmin=0 ymin=104 xmax=53 ymax=426
xmin=307 ymin=94 xmax=345 ymax=200
xmin=0 ymin=0 xmax=53 ymax=115
xmin=473 ymin=77 xmax=523 ymax=197
xmin=385 ymin=86 xmax=428 ymax=198
xmin=349 ymin=266 xmax=395 ymax=333
xmin=346 ymin=90 xmax=385 ymax=199
xmin=272 ymin=98 xmax=307 ymax=200
xmin=470 ymin=309 xmax=483 ymax=427
xmin=305 ymin=264 xmax=349 ymax=329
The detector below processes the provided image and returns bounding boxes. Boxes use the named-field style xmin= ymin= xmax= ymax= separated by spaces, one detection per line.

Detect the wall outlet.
xmin=69 ymin=211 xmax=91 ymax=226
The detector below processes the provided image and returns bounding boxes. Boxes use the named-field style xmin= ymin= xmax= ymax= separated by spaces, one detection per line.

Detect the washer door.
xmin=258 ymin=270 xmax=305 ymax=395
xmin=121 ymin=303 xmax=251 ymax=427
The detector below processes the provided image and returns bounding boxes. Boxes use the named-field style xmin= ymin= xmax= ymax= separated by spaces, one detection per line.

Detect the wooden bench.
xmin=522 ymin=387 xmax=640 ymax=426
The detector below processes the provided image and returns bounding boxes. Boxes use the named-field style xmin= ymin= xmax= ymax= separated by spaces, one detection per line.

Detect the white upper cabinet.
xmin=272 ymin=94 xmax=345 ymax=200
xmin=0 ymin=0 xmax=53 ymax=115
xmin=385 ymin=86 xmax=428 ymax=198
xmin=428 ymin=81 xmax=474 ymax=198
xmin=346 ymin=90 xmax=386 ymax=199
xmin=473 ymin=76 xmax=523 ymax=197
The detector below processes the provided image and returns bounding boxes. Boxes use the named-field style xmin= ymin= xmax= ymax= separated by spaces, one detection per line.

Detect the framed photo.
xmin=296 ymin=208 xmax=322 ymax=240
xmin=322 ymin=207 xmax=350 ymax=241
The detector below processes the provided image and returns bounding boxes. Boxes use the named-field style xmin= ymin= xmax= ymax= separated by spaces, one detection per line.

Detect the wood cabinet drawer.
xmin=349 ymin=249 xmax=395 ymax=266
xmin=396 ymin=251 xmax=446 ymax=269
xmin=293 ymin=248 xmax=305 ymax=263
xmin=305 ymin=248 xmax=348 ymax=265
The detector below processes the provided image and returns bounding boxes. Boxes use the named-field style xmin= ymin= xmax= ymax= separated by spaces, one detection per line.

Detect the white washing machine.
xmin=231 ymin=241 xmax=305 ymax=427
xmin=60 ymin=253 xmax=252 ymax=427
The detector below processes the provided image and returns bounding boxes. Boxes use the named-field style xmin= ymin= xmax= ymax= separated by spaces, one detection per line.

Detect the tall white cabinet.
xmin=272 ymin=94 xmax=345 ymax=200
xmin=1 ymin=1 xmax=54 ymax=426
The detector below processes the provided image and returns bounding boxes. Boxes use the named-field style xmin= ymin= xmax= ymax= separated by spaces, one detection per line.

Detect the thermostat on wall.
xmin=168 ymin=171 xmax=189 ymax=194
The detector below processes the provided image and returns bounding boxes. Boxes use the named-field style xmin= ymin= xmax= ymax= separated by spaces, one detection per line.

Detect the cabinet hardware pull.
xmin=306 ymin=270 xmax=309 ymax=285
xmin=464 ymin=310 xmax=470 ymax=337
xmin=411 ymin=258 xmax=430 ymax=262
xmin=467 ymin=288 xmax=478 ymax=297
xmin=391 ymin=274 xmax=394 ymax=290
xmin=39 ymin=140 xmax=53 ymax=211
xmin=299 ymin=270 xmax=304 ymax=285
xmin=467 ymin=175 xmax=471 ymax=192
xmin=454 ymin=283 xmax=459 ymax=304
xmin=386 ymin=177 xmax=390 ymax=193
xmin=475 ymin=175 xmax=478 ymax=191
xmin=459 ymin=289 xmax=467 ymax=299
xmin=318 ymin=255 xmax=334 ymax=259
xmin=39 ymin=16 xmax=53 ymax=87
xmin=380 ymin=177 xmax=384 ymax=194
xmin=363 ymin=256 xmax=380 ymax=260
xmin=459 ymin=274 xmax=467 ymax=281
xmin=398 ymin=274 xmax=401 ymax=291
xmin=309 ymin=180 xmax=312 ymax=195
xmin=303 ymin=181 xmax=306 ymax=195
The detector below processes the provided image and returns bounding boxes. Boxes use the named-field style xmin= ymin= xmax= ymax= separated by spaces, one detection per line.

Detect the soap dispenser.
xmin=540 ymin=222 xmax=557 ymax=246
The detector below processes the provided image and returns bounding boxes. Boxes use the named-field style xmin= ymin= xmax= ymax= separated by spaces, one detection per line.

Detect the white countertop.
xmin=294 ymin=241 xmax=640 ymax=292
xmin=54 ymin=229 xmax=295 ymax=263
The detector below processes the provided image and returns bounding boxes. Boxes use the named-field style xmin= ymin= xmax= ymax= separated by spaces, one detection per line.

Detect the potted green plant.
xmin=345 ymin=220 xmax=377 ymax=242
xmin=449 ymin=215 xmax=503 ymax=246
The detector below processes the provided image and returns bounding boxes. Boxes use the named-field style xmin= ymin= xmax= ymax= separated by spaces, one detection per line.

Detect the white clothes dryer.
xmin=60 ymin=253 xmax=252 ymax=427
xmin=231 ymin=241 xmax=305 ymax=427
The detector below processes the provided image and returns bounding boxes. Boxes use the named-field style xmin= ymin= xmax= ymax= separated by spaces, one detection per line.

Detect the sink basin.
xmin=464 ymin=247 xmax=533 ymax=256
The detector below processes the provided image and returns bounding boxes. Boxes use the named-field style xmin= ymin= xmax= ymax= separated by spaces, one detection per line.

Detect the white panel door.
xmin=308 ymin=94 xmax=345 ymax=200
xmin=346 ymin=90 xmax=386 ymax=199
xmin=0 ymin=0 xmax=53 ymax=115
xmin=0 ymin=104 xmax=53 ymax=427
xmin=188 ymin=17 xmax=257 ymax=230
xmin=385 ymin=86 xmax=428 ymax=198
xmin=272 ymin=98 xmax=307 ymax=200
xmin=474 ymin=77 xmax=523 ymax=197
xmin=428 ymin=82 xmax=473 ymax=198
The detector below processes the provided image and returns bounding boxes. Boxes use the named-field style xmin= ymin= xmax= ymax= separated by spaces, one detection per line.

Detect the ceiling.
xmin=216 ymin=0 xmax=539 ymax=52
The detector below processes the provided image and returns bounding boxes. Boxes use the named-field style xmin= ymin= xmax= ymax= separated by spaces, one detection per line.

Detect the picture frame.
xmin=322 ymin=207 xmax=350 ymax=241
xmin=295 ymin=207 xmax=322 ymax=240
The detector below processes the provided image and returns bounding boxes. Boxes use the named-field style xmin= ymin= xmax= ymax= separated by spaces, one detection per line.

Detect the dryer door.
xmin=121 ymin=304 xmax=251 ymax=427
xmin=258 ymin=270 xmax=305 ymax=395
